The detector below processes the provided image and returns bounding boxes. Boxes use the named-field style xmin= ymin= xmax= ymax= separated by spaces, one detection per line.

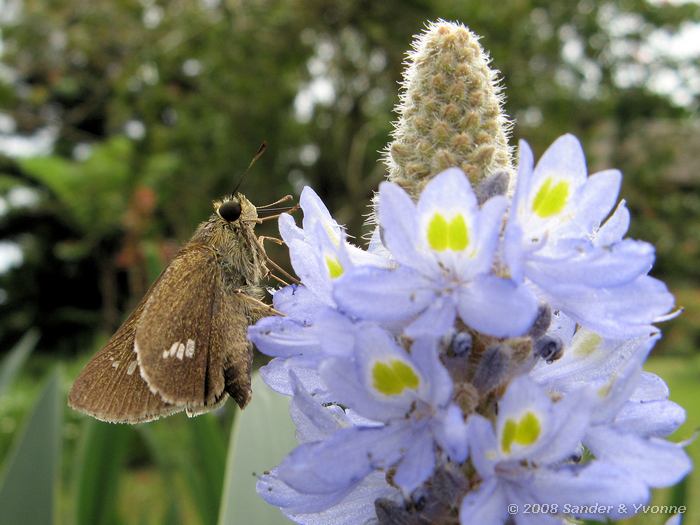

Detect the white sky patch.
xmin=0 ymin=242 xmax=22 ymax=273
xmin=0 ymin=126 xmax=57 ymax=157
xmin=294 ymin=77 xmax=335 ymax=123
xmin=7 ymin=186 xmax=39 ymax=208
xmin=182 ymin=58 xmax=202 ymax=77
xmin=125 ymin=120 xmax=146 ymax=140
xmin=73 ymin=142 xmax=92 ymax=161
xmin=294 ymin=38 xmax=337 ymax=123
xmin=299 ymin=143 xmax=320 ymax=166
xmin=0 ymin=112 xmax=16 ymax=133
xmin=596 ymin=6 xmax=700 ymax=106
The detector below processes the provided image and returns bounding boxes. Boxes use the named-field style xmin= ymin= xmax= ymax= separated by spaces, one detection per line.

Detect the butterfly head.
xmin=213 ymin=193 xmax=258 ymax=226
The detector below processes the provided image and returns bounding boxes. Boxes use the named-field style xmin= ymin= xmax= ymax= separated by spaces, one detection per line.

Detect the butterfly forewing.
xmin=68 ymin=299 xmax=181 ymax=424
xmin=135 ymin=243 xmax=249 ymax=411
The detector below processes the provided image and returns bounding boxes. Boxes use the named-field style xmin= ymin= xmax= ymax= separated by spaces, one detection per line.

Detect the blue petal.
xmin=257 ymin=470 xmax=351 ymax=514
xmin=615 ymin=400 xmax=686 ymax=438
xmin=465 ymin=195 xmax=508 ymax=278
xmin=532 ymin=134 xmax=588 ymax=190
xmin=272 ymin=284 xmax=325 ymax=320
xmin=546 ymin=276 xmax=674 ymax=338
xmin=279 ymin=212 xmax=305 ymax=244
xmin=404 ymin=294 xmax=457 ymax=338
xmin=377 ymin=181 xmax=430 ymax=272
xmin=466 ymin=414 xmax=497 ymax=478
xmin=320 ymin=357 xmax=409 ymax=421
xmin=289 ymin=372 xmax=348 ymax=442
xmin=248 ymin=316 xmax=320 ymax=358
xmin=433 ymin=404 xmax=469 ymax=462
xmin=287 ymin=472 xmax=399 ymax=525
xmin=333 ymin=266 xmax=435 ymax=324
xmin=526 ymin=239 xmax=655 ymax=289
xmin=457 ymin=276 xmax=538 ymax=337
xmin=569 ymin=169 xmax=621 ymax=235
xmin=260 ymin=357 xmax=325 ymax=397
xmin=416 ymin=167 xmax=478 ymax=218
xmin=595 ymin=200 xmax=630 ymax=245
xmin=586 ymin=426 xmax=691 ymax=488
xmin=277 ymin=424 xmax=411 ymax=494
xmin=287 ymin=237 xmax=333 ymax=304
xmin=526 ymin=462 xmax=648 ymax=520
xmin=510 ymin=139 xmax=536 ymax=217
xmin=393 ymin=426 xmax=435 ymax=492
xmin=410 ymin=337 xmax=453 ymax=406
xmin=459 ymin=477 xmax=507 ymax=525
xmin=300 ymin=186 xmax=341 ymax=240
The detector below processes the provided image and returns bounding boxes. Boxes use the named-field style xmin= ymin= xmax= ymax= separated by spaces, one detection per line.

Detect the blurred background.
xmin=0 ymin=1 xmax=699 ymax=524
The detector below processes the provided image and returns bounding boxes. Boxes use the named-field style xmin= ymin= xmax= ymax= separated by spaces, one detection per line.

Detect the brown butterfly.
xmin=69 ymin=144 xmax=295 ymax=423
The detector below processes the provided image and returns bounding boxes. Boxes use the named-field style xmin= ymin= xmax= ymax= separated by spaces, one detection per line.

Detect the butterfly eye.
xmin=218 ymin=200 xmax=242 ymax=222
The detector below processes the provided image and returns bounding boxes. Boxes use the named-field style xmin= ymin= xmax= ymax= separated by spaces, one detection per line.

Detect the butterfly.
xmin=69 ymin=144 xmax=295 ymax=423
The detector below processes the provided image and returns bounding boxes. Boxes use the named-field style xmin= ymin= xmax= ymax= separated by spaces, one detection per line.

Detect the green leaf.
xmin=72 ymin=421 xmax=133 ymax=525
xmin=0 ymin=369 xmax=62 ymax=525
xmin=217 ymin=373 xmax=297 ymax=525
xmin=0 ymin=329 xmax=40 ymax=398
xmin=138 ymin=416 xmax=223 ymax=525
xmin=19 ymin=137 xmax=134 ymax=237
xmin=183 ymin=414 xmax=227 ymax=525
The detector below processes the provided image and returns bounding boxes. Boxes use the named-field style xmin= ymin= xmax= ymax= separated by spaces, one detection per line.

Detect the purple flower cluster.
xmin=249 ymin=135 xmax=690 ymax=524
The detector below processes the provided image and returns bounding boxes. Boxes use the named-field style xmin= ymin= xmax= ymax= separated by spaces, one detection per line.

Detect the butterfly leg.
xmin=268 ymin=273 xmax=290 ymax=287
xmin=232 ymin=289 xmax=284 ymax=317
xmin=258 ymin=235 xmax=284 ymax=246
xmin=256 ymin=236 xmax=301 ymax=285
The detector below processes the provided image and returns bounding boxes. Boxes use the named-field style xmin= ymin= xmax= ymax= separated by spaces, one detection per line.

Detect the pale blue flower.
xmin=251 ymin=133 xmax=690 ymax=525
xmin=334 ymin=168 xmax=538 ymax=338
xmin=462 ymin=376 xmax=649 ymax=524
xmin=279 ymin=187 xmax=389 ymax=306
xmin=504 ymin=134 xmax=674 ymax=338
xmin=257 ymin=373 xmax=400 ymax=524
xmin=531 ymin=329 xmax=691 ymax=493
xmin=249 ymin=284 xmax=355 ymax=397
xmin=274 ymin=326 xmax=468 ymax=497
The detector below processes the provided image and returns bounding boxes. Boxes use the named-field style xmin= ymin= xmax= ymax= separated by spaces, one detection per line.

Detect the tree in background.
xmin=0 ymin=0 xmax=698 ymax=355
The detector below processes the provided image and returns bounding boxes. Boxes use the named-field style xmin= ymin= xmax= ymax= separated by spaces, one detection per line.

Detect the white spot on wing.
xmin=176 ymin=342 xmax=185 ymax=360
xmin=185 ymin=339 xmax=195 ymax=358
xmin=126 ymin=360 xmax=138 ymax=376
xmin=111 ymin=360 xmax=120 ymax=369
xmin=169 ymin=342 xmax=179 ymax=357
xmin=162 ymin=350 xmax=169 ymax=358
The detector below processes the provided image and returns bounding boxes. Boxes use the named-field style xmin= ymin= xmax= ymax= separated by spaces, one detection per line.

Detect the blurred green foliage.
xmin=1 ymin=0 xmax=699 ymax=355
xmin=0 ymin=1 xmax=699 ymax=524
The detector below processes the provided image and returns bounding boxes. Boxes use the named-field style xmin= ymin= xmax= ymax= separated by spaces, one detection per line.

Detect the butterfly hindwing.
xmin=68 ymin=298 xmax=181 ymax=424
xmin=135 ymin=242 xmax=253 ymax=411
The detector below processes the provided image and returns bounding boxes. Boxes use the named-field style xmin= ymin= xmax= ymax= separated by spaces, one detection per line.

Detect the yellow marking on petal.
xmin=448 ymin=214 xmax=469 ymax=251
xmin=501 ymin=411 xmax=542 ymax=454
xmin=532 ymin=178 xmax=570 ymax=217
xmin=427 ymin=213 xmax=470 ymax=252
xmin=372 ymin=359 xmax=420 ymax=396
xmin=427 ymin=213 xmax=449 ymax=251
xmin=598 ymin=374 xmax=617 ymax=399
xmin=325 ymin=255 xmax=344 ymax=279
xmin=574 ymin=332 xmax=602 ymax=358
xmin=322 ymin=221 xmax=341 ymax=246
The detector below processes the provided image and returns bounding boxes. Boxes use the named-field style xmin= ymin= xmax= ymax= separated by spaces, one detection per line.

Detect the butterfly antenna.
xmin=232 ymin=141 xmax=267 ymax=194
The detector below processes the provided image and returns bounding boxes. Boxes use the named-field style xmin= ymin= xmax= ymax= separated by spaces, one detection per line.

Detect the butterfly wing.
xmin=134 ymin=242 xmax=254 ymax=412
xmin=68 ymin=298 xmax=181 ymax=424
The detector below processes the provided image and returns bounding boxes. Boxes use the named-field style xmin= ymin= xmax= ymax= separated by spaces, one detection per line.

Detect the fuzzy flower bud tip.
xmin=385 ymin=20 xmax=512 ymax=198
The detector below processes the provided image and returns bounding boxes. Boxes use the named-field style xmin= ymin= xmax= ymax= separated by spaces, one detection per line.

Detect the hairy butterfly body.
xmin=69 ymin=192 xmax=272 ymax=423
